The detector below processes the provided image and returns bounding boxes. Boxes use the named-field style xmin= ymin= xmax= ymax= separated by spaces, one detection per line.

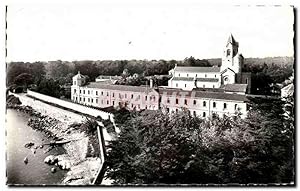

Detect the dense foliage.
xmin=6 ymin=56 xmax=293 ymax=96
xmin=105 ymin=97 xmax=294 ymax=184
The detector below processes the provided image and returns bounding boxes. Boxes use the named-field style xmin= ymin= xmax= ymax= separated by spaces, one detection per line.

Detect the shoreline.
xmin=7 ymin=98 xmax=101 ymax=185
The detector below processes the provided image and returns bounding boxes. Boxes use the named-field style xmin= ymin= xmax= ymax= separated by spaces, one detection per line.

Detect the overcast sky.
xmin=6 ymin=4 xmax=294 ymax=62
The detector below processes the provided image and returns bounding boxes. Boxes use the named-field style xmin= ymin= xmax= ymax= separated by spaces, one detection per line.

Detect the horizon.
xmin=6 ymin=5 xmax=294 ymax=62
xmin=7 ymin=55 xmax=294 ymax=64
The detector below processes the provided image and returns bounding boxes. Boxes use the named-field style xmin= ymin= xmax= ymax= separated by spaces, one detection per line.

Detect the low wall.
xmin=27 ymin=90 xmax=113 ymax=120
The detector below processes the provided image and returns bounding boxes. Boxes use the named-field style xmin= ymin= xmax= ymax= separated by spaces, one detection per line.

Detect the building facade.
xmin=168 ymin=34 xmax=251 ymax=92
xmin=71 ymin=34 xmax=250 ymax=118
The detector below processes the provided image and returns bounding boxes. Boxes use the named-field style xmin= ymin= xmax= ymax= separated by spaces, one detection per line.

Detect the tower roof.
xmin=73 ymin=71 xmax=85 ymax=79
xmin=227 ymin=34 xmax=238 ymax=46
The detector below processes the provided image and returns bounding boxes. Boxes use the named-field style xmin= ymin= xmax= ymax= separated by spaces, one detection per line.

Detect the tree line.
xmin=6 ymin=56 xmax=293 ymax=96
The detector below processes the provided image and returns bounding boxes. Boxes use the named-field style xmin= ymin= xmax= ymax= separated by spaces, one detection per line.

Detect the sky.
xmin=6 ymin=4 xmax=294 ymax=62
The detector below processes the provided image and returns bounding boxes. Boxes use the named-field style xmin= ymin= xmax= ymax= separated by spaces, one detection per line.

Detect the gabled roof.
xmin=175 ymin=66 xmax=220 ymax=73
xmin=85 ymin=82 xmax=158 ymax=94
xmin=224 ymin=84 xmax=248 ymax=93
xmin=172 ymin=77 xmax=219 ymax=82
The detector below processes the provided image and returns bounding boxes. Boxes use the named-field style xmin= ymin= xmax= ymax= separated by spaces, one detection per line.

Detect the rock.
xmin=39 ymin=145 xmax=44 ymax=149
xmin=51 ymin=167 xmax=56 ymax=173
xmin=24 ymin=157 xmax=28 ymax=164
xmin=44 ymin=155 xmax=57 ymax=165
xmin=24 ymin=142 xmax=34 ymax=149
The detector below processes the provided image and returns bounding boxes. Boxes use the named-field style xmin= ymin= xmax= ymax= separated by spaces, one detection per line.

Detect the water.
xmin=6 ymin=109 xmax=67 ymax=185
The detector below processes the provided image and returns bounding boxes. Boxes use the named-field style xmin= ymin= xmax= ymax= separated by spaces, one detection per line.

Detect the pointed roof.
xmin=227 ymin=34 xmax=238 ymax=46
xmin=73 ymin=71 xmax=85 ymax=79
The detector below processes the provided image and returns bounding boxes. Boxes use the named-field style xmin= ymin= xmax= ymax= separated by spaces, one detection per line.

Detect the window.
xmin=138 ymin=104 xmax=140 ymax=108
xmin=96 ymin=99 xmax=98 ymax=103
xmin=74 ymin=81 xmax=76 ymax=85
xmin=193 ymin=100 xmax=196 ymax=105
xmin=235 ymin=104 xmax=238 ymax=110
xmin=203 ymin=101 xmax=206 ymax=107
xmin=187 ymin=74 xmax=189 ymax=77
xmin=131 ymin=94 xmax=134 ymax=99
xmin=203 ymin=112 xmax=206 ymax=117
xmin=196 ymin=74 xmax=197 ymax=77
xmin=176 ymin=109 xmax=178 ymax=113
xmin=213 ymin=102 xmax=216 ymax=108
xmin=131 ymin=104 xmax=134 ymax=108
xmin=178 ymin=74 xmax=181 ymax=77
xmin=88 ymin=98 xmax=90 ymax=102
xmin=119 ymin=93 xmax=121 ymax=98
xmin=101 ymin=91 xmax=103 ymax=96
xmin=145 ymin=105 xmax=147 ymax=109
xmin=107 ymin=92 xmax=109 ymax=96
xmin=88 ymin=90 xmax=90 ymax=94
xmin=80 ymin=97 xmax=82 ymax=101
xmin=153 ymin=97 xmax=155 ymax=102
xmin=83 ymin=90 xmax=85 ymax=94
xmin=246 ymin=78 xmax=248 ymax=84
xmin=96 ymin=91 xmax=98 ymax=95
xmin=74 ymin=89 xmax=76 ymax=93
xmin=184 ymin=99 xmax=187 ymax=105
xmin=167 ymin=98 xmax=170 ymax=104
xmin=176 ymin=99 xmax=179 ymax=104
xmin=145 ymin=96 xmax=147 ymax=101
xmin=193 ymin=111 xmax=196 ymax=116
xmin=107 ymin=100 xmax=109 ymax=105
xmin=80 ymin=90 xmax=81 ymax=94
xmin=101 ymin=100 xmax=103 ymax=104
xmin=166 ymin=108 xmax=169 ymax=112
xmin=185 ymin=84 xmax=187 ymax=88
xmin=205 ymin=74 xmax=207 ymax=78
xmin=91 ymin=99 xmax=93 ymax=103
xmin=215 ymin=75 xmax=217 ymax=78
xmin=213 ymin=85 xmax=215 ymax=88
xmin=224 ymin=103 xmax=227 ymax=109
xmin=203 ymin=85 xmax=205 ymax=88
xmin=227 ymin=49 xmax=231 ymax=56
xmin=83 ymin=98 xmax=85 ymax=102
xmin=112 ymin=93 xmax=114 ymax=97
xmin=125 ymin=94 xmax=127 ymax=98
xmin=112 ymin=101 xmax=115 ymax=105
xmin=176 ymin=83 xmax=178 ymax=87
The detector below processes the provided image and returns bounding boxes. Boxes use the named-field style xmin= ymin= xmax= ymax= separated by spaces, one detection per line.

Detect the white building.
xmin=168 ymin=34 xmax=251 ymax=92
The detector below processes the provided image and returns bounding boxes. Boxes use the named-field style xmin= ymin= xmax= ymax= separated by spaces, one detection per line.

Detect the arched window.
xmin=235 ymin=104 xmax=238 ymax=110
xmin=176 ymin=99 xmax=179 ymax=104
xmin=193 ymin=100 xmax=197 ymax=105
xmin=227 ymin=49 xmax=231 ymax=56
xmin=184 ymin=99 xmax=188 ymax=105
xmin=213 ymin=102 xmax=216 ymax=108
xmin=203 ymin=112 xmax=206 ymax=117
xmin=193 ymin=111 xmax=196 ymax=116
xmin=203 ymin=101 xmax=206 ymax=107
xmin=224 ymin=103 xmax=227 ymax=109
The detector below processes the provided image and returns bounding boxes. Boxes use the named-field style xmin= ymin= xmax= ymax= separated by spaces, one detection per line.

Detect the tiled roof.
xmin=224 ymin=84 xmax=248 ymax=93
xmin=158 ymin=88 xmax=248 ymax=102
xmin=85 ymin=82 xmax=157 ymax=93
xmin=172 ymin=77 xmax=219 ymax=82
xmin=175 ymin=66 xmax=220 ymax=73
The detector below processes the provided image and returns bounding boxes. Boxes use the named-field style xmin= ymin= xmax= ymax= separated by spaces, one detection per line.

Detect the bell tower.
xmin=221 ymin=34 xmax=242 ymax=74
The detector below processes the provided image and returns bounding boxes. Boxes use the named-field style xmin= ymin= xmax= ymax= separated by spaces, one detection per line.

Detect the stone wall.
xmin=27 ymin=90 xmax=113 ymax=120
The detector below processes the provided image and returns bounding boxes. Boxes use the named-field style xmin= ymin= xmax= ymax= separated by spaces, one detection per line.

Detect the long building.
xmin=71 ymin=34 xmax=250 ymax=118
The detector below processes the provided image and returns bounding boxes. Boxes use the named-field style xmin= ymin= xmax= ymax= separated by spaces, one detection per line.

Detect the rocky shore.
xmin=7 ymin=94 xmax=102 ymax=185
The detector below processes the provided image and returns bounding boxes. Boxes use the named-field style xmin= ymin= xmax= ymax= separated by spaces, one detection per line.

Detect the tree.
xmin=13 ymin=73 xmax=34 ymax=88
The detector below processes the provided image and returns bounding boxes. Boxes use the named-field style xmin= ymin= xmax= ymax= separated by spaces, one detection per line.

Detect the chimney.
xmin=150 ymin=79 xmax=153 ymax=88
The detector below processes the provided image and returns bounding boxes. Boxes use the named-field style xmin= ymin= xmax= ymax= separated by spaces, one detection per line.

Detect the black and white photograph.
xmin=4 ymin=2 xmax=295 ymax=187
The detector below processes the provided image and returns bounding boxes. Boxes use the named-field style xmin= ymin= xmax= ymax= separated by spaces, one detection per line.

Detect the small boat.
xmin=24 ymin=157 xmax=28 ymax=164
